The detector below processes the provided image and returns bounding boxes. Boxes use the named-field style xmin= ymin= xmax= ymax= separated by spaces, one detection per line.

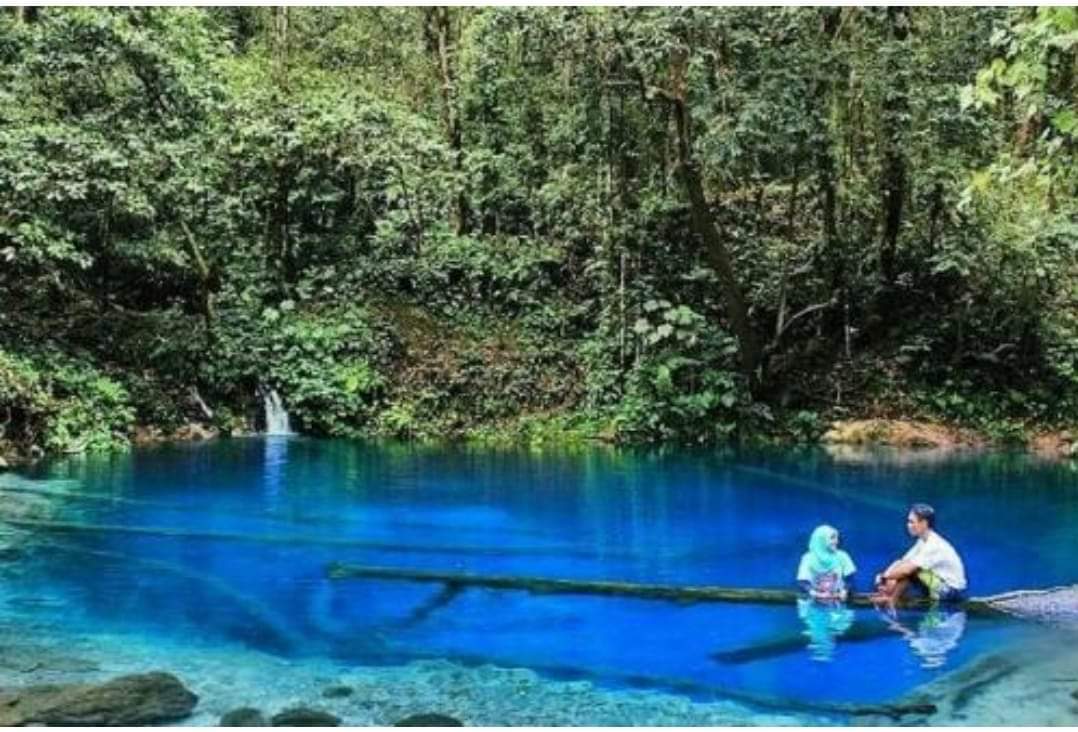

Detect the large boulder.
xmin=270 ymin=706 xmax=341 ymax=726
xmin=0 ymin=671 xmax=197 ymax=726
xmin=394 ymin=712 xmax=465 ymax=727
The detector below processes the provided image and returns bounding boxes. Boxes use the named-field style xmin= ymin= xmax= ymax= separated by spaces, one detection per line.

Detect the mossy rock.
xmin=271 ymin=706 xmax=340 ymax=726
xmin=0 ymin=671 xmax=197 ymax=726
xmin=395 ymin=712 xmax=465 ymax=726
xmin=220 ymin=706 xmax=268 ymax=726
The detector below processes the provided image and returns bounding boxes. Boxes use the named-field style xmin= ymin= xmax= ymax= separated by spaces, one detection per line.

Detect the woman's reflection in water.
xmin=797 ymin=597 xmax=855 ymax=662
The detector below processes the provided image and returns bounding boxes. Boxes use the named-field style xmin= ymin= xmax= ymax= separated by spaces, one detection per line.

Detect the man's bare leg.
xmin=872 ymin=575 xmax=911 ymax=615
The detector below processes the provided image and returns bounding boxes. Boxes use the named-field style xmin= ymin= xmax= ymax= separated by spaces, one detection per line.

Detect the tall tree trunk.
xmin=879 ymin=6 xmax=910 ymax=287
xmin=269 ymin=6 xmax=294 ymax=297
xmin=179 ymin=221 xmax=217 ymax=333
xmin=272 ymin=6 xmax=289 ymax=94
xmin=666 ymin=52 xmax=761 ymax=386
xmin=424 ymin=7 xmax=469 ymax=236
xmin=814 ymin=9 xmax=842 ymax=295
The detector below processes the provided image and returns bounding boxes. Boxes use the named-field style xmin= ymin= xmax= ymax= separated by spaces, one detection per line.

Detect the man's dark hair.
xmin=910 ymin=503 xmax=936 ymax=528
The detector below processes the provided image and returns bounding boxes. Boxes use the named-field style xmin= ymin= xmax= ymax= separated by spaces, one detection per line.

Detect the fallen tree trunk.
xmin=325 ymin=563 xmax=1005 ymax=616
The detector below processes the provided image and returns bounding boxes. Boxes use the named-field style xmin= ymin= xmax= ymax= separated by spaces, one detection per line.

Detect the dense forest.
xmin=1 ymin=7 xmax=1076 ymax=459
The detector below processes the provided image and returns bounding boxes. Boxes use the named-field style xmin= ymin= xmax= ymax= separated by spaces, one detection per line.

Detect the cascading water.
xmin=262 ymin=388 xmax=294 ymax=435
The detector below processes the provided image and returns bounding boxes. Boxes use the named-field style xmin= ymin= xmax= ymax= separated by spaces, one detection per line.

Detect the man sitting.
xmin=873 ymin=503 xmax=967 ymax=609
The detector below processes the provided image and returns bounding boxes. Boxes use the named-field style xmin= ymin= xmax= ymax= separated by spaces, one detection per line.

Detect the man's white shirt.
xmin=902 ymin=530 xmax=967 ymax=591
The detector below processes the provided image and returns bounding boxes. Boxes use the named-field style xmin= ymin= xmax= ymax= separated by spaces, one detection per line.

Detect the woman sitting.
xmin=797 ymin=524 xmax=857 ymax=602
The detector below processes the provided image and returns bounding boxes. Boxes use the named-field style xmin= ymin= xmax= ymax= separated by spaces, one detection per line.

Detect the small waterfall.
xmin=262 ymin=388 xmax=294 ymax=436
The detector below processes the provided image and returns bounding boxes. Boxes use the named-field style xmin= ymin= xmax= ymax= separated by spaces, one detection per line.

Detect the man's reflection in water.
xmin=798 ymin=597 xmax=855 ymax=662
xmin=886 ymin=609 xmax=967 ymax=668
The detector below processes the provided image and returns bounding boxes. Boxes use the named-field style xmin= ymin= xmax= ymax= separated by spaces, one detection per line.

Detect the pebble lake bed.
xmin=0 ymin=613 xmax=1076 ymax=726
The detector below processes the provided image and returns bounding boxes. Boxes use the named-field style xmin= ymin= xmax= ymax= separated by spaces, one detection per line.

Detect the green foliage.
xmin=201 ymin=304 xmax=396 ymax=437
xmin=0 ymin=348 xmax=134 ymax=454
xmin=0 ymin=350 xmax=54 ymax=450
xmin=466 ymin=412 xmax=605 ymax=449
xmin=611 ymin=304 xmax=748 ymax=442
xmin=43 ymin=357 xmax=135 ymax=453
xmin=784 ymin=410 xmax=824 ymax=444
xmin=2 ymin=7 xmax=1076 ymax=456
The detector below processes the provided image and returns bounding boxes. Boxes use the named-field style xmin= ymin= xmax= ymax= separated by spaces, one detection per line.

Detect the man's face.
xmin=907 ymin=511 xmax=928 ymax=538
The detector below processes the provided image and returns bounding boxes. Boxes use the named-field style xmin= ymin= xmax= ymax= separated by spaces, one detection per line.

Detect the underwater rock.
xmin=0 ymin=527 xmax=28 ymax=562
xmin=321 ymin=684 xmax=354 ymax=698
xmin=0 ymin=644 xmax=99 ymax=674
xmin=893 ymin=653 xmax=1019 ymax=722
xmin=0 ymin=493 xmax=56 ymax=522
xmin=394 ymin=712 xmax=465 ymax=726
xmin=848 ymin=713 xmax=893 ymax=726
xmin=220 ymin=706 xmax=268 ymax=726
xmin=0 ymin=671 xmax=197 ymax=726
xmin=270 ymin=706 xmax=341 ymax=726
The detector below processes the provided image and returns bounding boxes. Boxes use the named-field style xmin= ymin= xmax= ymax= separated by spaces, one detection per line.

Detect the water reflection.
xmin=884 ymin=609 xmax=967 ymax=668
xmin=263 ymin=436 xmax=292 ymax=504
xmin=797 ymin=598 xmax=855 ymax=662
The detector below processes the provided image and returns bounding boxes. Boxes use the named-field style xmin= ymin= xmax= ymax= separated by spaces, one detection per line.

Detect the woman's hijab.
xmin=807 ymin=524 xmax=844 ymax=575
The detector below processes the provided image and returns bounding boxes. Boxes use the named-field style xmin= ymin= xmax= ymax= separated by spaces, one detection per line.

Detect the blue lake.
xmin=4 ymin=438 xmax=1077 ymax=716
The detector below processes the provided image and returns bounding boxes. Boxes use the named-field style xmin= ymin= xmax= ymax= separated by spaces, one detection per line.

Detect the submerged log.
xmin=711 ymin=622 xmax=895 ymax=665
xmin=325 ymin=563 xmax=1005 ymax=616
xmin=3 ymin=518 xmax=636 ymax=561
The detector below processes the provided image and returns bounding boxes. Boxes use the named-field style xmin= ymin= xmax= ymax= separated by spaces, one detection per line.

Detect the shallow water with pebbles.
xmin=2 ymin=614 xmax=1077 ymax=726
xmin=0 ymin=619 xmax=819 ymax=726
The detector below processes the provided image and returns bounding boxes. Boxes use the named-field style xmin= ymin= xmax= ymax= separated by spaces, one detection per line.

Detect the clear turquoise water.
xmin=4 ymin=439 xmax=1077 ymax=712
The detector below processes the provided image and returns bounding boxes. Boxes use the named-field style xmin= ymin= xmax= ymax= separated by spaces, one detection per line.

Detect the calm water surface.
xmin=4 ymin=439 xmax=1077 ymax=710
